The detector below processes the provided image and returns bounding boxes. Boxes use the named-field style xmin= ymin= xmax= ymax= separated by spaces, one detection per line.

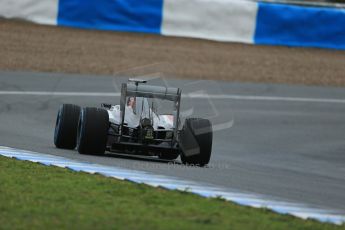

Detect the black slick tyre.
xmin=179 ymin=118 xmax=213 ymax=166
xmin=77 ymin=107 xmax=109 ymax=155
xmin=54 ymin=104 xmax=81 ymax=149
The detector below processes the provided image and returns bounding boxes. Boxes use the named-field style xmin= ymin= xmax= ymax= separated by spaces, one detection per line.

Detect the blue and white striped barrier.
xmin=1 ymin=0 xmax=345 ymax=50
xmin=0 ymin=145 xmax=344 ymax=225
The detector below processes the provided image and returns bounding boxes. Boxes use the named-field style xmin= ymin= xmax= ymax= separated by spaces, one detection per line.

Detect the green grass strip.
xmin=0 ymin=156 xmax=343 ymax=230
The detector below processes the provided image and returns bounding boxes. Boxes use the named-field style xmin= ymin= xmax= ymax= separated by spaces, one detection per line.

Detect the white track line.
xmin=0 ymin=91 xmax=120 ymax=97
xmin=0 ymin=91 xmax=345 ymax=104
xmin=187 ymin=93 xmax=345 ymax=104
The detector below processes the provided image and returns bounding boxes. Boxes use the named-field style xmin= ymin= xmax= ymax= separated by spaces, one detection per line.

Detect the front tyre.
xmin=77 ymin=107 xmax=109 ymax=155
xmin=54 ymin=104 xmax=81 ymax=149
xmin=179 ymin=118 xmax=213 ymax=166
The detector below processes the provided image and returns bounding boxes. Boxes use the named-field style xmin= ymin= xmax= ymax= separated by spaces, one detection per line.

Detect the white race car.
xmin=54 ymin=79 xmax=213 ymax=166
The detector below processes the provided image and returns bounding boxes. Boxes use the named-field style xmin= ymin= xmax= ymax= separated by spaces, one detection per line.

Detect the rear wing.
xmin=123 ymin=83 xmax=181 ymax=102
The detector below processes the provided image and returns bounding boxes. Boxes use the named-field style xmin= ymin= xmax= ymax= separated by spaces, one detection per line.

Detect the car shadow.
xmin=104 ymin=151 xmax=183 ymax=165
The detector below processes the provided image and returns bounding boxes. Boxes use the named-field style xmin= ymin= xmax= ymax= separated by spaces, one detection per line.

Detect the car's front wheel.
xmin=77 ymin=107 xmax=109 ymax=155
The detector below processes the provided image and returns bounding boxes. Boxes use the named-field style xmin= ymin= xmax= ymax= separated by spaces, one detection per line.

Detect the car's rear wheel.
xmin=54 ymin=104 xmax=81 ymax=149
xmin=179 ymin=118 xmax=213 ymax=166
xmin=77 ymin=107 xmax=109 ymax=155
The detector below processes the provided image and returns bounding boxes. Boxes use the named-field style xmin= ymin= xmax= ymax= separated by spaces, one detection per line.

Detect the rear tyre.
xmin=77 ymin=107 xmax=109 ymax=155
xmin=54 ymin=104 xmax=81 ymax=149
xmin=179 ymin=118 xmax=213 ymax=166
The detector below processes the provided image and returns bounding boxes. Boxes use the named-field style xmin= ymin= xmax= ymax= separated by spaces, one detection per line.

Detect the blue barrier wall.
xmin=255 ymin=3 xmax=345 ymax=50
xmin=2 ymin=0 xmax=345 ymax=50
xmin=58 ymin=0 xmax=163 ymax=34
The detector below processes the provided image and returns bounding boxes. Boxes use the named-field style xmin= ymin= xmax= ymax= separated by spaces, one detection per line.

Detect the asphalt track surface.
xmin=1 ymin=71 xmax=344 ymax=214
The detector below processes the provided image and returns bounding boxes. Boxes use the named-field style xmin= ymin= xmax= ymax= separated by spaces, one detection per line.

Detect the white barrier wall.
xmin=0 ymin=0 xmax=58 ymax=25
xmin=162 ymin=0 xmax=258 ymax=43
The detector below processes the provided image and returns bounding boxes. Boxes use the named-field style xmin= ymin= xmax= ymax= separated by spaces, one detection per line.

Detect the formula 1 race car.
xmin=54 ymin=79 xmax=213 ymax=165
